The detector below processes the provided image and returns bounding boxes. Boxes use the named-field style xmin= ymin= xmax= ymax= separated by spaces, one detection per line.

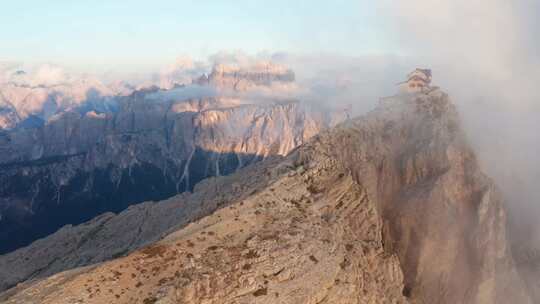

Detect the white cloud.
xmin=0 ymin=63 xmax=73 ymax=87
xmin=146 ymin=85 xmax=217 ymax=102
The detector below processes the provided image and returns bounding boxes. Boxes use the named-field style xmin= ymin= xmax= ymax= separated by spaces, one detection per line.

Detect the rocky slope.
xmin=0 ymin=64 xmax=345 ymax=254
xmin=0 ymin=157 xmax=283 ymax=293
xmin=1 ymin=89 xmax=533 ymax=303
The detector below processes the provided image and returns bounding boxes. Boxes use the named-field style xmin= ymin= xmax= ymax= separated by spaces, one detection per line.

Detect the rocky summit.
xmin=194 ymin=62 xmax=295 ymax=91
xmin=1 ymin=88 xmax=534 ymax=303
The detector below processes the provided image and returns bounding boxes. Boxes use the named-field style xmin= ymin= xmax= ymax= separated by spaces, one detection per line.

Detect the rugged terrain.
xmin=0 ymin=63 xmax=345 ymax=253
xmin=0 ymin=89 xmax=533 ymax=303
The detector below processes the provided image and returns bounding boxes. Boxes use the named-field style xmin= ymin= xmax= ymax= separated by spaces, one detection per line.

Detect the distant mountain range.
xmin=0 ymin=63 xmax=348 ymax=254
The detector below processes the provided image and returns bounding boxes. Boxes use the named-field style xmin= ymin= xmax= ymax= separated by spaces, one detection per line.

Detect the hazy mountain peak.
xmin=195 ymin=61 xmax=295 ymax=91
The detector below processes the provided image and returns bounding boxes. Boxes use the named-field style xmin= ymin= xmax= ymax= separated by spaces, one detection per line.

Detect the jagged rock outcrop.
xmin=306 ymin=89 xmax=531 ymax=303
xmin=194 ymin=62 xmax=295 ymax=91
xmin=0 ymin=89 xmax=532 ymax=303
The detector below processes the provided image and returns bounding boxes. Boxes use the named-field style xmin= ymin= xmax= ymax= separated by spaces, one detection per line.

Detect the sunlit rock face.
xmin=194 ymin=62 xmax=295 ymax=91
xmin=0 ymin=70 xmax=346 ymax=254
xmin=0 ymin=89 xmax=532 ymax=303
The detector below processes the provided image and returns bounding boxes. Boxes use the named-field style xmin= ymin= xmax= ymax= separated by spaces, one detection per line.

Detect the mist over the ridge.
xmin=375 ymin=0 xmax=540 ymax=233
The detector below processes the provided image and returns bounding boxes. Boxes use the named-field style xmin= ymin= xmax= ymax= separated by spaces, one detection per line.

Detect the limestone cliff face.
xmin=0 ymin=91 xmax=344 ymax=254
xmin=298 ymin=89 xmax=531 ymax=303
xmin=0 ymin=89 xmax=531 ymax=303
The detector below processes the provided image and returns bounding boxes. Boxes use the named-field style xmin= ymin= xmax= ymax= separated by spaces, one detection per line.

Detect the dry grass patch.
xmin=141 ymin=244 xmax=168 ymax=258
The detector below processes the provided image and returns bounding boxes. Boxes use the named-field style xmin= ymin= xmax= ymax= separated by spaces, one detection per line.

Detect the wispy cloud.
xmin=0 ymin=63 xmax=73 ymax=86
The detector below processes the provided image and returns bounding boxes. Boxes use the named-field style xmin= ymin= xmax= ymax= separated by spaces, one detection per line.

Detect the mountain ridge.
xmin=1 ymin=88 xmax=533 ymax=303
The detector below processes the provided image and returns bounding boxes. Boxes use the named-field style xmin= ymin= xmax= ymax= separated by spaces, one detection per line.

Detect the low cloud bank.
xmin=0 ymin=63 xmax=74 ymax=87
xmin=146 ymin=85 xmax=217 ymax=101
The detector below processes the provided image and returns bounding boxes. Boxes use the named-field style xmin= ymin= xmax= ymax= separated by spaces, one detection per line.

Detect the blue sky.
xmin=1 ymin=1 xmax=390 ymax=71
